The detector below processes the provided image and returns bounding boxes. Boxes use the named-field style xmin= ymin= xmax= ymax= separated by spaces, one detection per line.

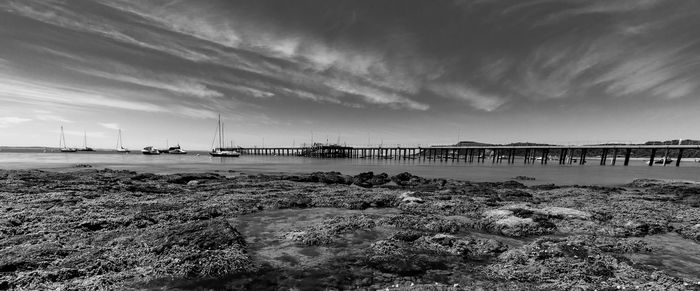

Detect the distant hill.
xmin=426 ymin=140 xmax=700 ymax=158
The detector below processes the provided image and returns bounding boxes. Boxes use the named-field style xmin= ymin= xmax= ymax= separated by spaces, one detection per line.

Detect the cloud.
xmin=0 ymin=76 xmax=166 ymax=113
xmin=593 ymin=48 xmax=697 ymax=99
xmin=93 ymin=1 xmax=432 ymax=109
xmin=99 ymin=123 xmax=120 ymax=130
xmin=4 ymin=1 xmax=213 ymax=62
xmin=428 ymin=83 xmax=505 ymax=111
xmin=325 ymin=79 xmax=429 ymax=111
xmin=32 ymin=110 xmax=73 ymax=123
xmin=0 ymin=117 xmax=31 ymax=128
xmin=67 ymin=65 xmax=224 ymax=99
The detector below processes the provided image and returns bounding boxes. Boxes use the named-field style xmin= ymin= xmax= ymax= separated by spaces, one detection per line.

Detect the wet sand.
xmin=1 ymin=168 xmax=700 ymax=290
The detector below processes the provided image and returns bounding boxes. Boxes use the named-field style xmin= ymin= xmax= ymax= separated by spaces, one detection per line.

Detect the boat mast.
xmin=60 ymin=126 xmax=67 ymax=149
xmin=59 ymin=126 xmax=64 ymax=149
xmin=83 ymin=130 xmax=87 ymax=149
xmin=117 ymin=129 xmax=121 ymax=149
xmin=217 ymin=114 xmax=221 ymax=149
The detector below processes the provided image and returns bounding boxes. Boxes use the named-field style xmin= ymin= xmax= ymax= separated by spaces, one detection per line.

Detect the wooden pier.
xmin=235 ymin=145 xmax=700 ymax=167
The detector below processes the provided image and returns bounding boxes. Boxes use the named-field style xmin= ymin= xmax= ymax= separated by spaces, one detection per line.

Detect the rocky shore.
xmin=1 ymin=169 xmax=700 ymax=290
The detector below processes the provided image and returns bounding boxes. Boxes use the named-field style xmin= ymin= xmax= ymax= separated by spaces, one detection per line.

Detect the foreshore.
xmin=1 ymin=168 xmax=700 ymax=290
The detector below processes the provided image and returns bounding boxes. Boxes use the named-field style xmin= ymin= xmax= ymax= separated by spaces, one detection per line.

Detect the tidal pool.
xmin=626 ymin=232 xmax=700 ymax=281
xmin=233 ymin=207 xmax=403 ymax=269
xmin=157 ymin=208 xmax=700 ymax=290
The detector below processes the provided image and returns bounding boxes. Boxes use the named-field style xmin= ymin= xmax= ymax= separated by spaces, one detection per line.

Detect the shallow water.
xmin=627 ymin=233 xmax=700 ymax=281
xmin=151 ymin=208 xmax=700 ymax=290
xmin=2 ymin=152 xmax=700 ymax=185
xmin=233 ymin=208 xmax=402 ymax=269
xmin=235 ymin=208 xmax=700 ymax=284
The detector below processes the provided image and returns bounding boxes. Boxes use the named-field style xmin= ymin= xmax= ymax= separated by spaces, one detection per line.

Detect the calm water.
xmin=1 ymin=151 xmax=700 ymax=185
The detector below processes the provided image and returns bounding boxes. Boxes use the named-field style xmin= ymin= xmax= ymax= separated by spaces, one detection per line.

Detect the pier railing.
xmin=236 ymin=145 xmax=700 ymax=167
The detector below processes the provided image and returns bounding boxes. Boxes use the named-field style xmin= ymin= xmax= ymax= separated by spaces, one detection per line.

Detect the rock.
xmin=498 ymin=189 xmax=533 ymax=201
xmin=369 ymin=173 xmax=390 ymax=186
xmin=487 ymin=236 xmax=690 ymax=290
xmin=78 ymin=220 xmax=110 ymax=231
xmin=538 ymin=207 xmax=592 ymax=220
xmin=676 ymin=224 xmax=700 ymax=242
xmin=500 ymin=204 xmax=592 ymax=220
xmin=131 ymin=173 xmax=159 ymax=181
xmin=502 ymin=180 xmax=527 ymax=189
xmin=399 ymin=191 xmax=424 ymax=205
xmin=530 ymin=184 xmax=558 ymax=190
xmin=480 ymin=209 xmax=555 ymax=237
xmin=378 ymin=180 xmax=401 ymax=189
xmin=453 ymin=237 xmax=508 ymax=259
xmin=428 ymin=233 xmax=457 ymax=246
xmin=1 ymin=218 xmax=21 ymax=227
xmin=352 ymin=172 xmax=374 ymax=188
xmin=285 ymin=214 xmax=377 ymax=246
xmin=144 ymin=218 xmax=253 ymax=278
xmin=167 ymin=173 xmax=223 ymax=184
xmin=312 ymin=171 xmax=348 ymax=184
xmin=362 ymin=240 xmax=448 ymax=276
xmin=73 ymin=163 xmax=93 ymax=168
xmin=389 ymin=230 xmax=423 ymax=242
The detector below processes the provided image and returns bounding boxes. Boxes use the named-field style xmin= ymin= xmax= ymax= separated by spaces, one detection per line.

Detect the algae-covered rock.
xmin=487 ymin=236 xmax=693 ymax=290
xmin=144 ymin=219 xmax=254 ymax=278
xmin=479 ymin=209 xmax=555 ymax=237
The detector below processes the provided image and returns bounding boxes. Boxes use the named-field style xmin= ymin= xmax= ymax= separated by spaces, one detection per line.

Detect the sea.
xmin=1 ymin=150 xmax=700 ymax=186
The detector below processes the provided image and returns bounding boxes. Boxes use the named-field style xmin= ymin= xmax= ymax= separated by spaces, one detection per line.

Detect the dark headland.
xmin=1 ymin=168 xmax=700 ymax=290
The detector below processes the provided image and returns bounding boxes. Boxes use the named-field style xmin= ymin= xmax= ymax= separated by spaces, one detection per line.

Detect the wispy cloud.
xmin=0 ymin=76 xmax=166 ymax=113
xmin=428 ymin=83 xmax=505 ymax=111
xmin=67 ymin=65 xmax=224 ymax=99
xmin=34 ymin=112 xmax=73 ymax=123
xmin=0 ymin=117 xmax=31 ymax=128
xmin=92 ymin=0 xmax=434 ymax=110
xmin=99 ymin=123 xmax=120 ymax=130
xmin=593 ymin=48 xmax=698 ymax=99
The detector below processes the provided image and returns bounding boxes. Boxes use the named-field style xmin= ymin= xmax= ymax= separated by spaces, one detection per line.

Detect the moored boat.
xmin=168 ymin=144 xmax=188 ymax=154
xmin=141 ymin=146 xmax=160 ymax=155
xmin=116 ymin=129 xmax=130 ymax=153
xmin=59 ymin=126 xmax=78 ymax=152
xmin=209 ymin=114 xmax=240 ymax=157
xmin=78 ymin=130 xmax=94 ymax=151
xmin=210 ymin=147 xmax=240 ymax=157
xmin=649 ymin=158 xmax=673 ymax=165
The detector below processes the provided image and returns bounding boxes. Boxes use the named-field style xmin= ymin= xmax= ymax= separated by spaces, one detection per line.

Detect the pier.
xmin=236 ymin=145 xmax=700 ymax=167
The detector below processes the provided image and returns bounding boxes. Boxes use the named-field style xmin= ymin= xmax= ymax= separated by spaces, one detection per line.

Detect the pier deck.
xmin=236 ymin=145 xmax=700 ymax=167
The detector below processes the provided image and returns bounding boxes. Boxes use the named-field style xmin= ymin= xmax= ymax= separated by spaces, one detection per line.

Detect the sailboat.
xmin=116 ymin=129 xmax=130 ymax=153
xmin=78 ymin=130 xmax=95 ymax=151
xmin=210 ymin=114 xmax=240 ymax=157
xmin=59 ymin=126 xmax=77 ymax=152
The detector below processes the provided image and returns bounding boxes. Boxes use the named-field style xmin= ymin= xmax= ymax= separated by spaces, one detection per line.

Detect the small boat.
xmin=211 ymin=148 xmax=240 ymax=157
xmin=209 ymin=114 xmax=240 ymax=157
xmin=650 ymin=158 xmax=673 ymax=165
xmin=141 ymin=146 xmax=160 ymax=155
xmin=167 ymin=144 xmax=187 ymax=154
xmin=59 ymin=126 xmax=78 ymax=152
xmin=78 ymin=130 xmax=95 ymax=151
xmin=116 ymin=129 xmax=130 ymax=153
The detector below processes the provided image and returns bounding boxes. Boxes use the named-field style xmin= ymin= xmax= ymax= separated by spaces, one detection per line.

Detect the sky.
xmin=1 ymin=0 xmax=700 ymax=150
